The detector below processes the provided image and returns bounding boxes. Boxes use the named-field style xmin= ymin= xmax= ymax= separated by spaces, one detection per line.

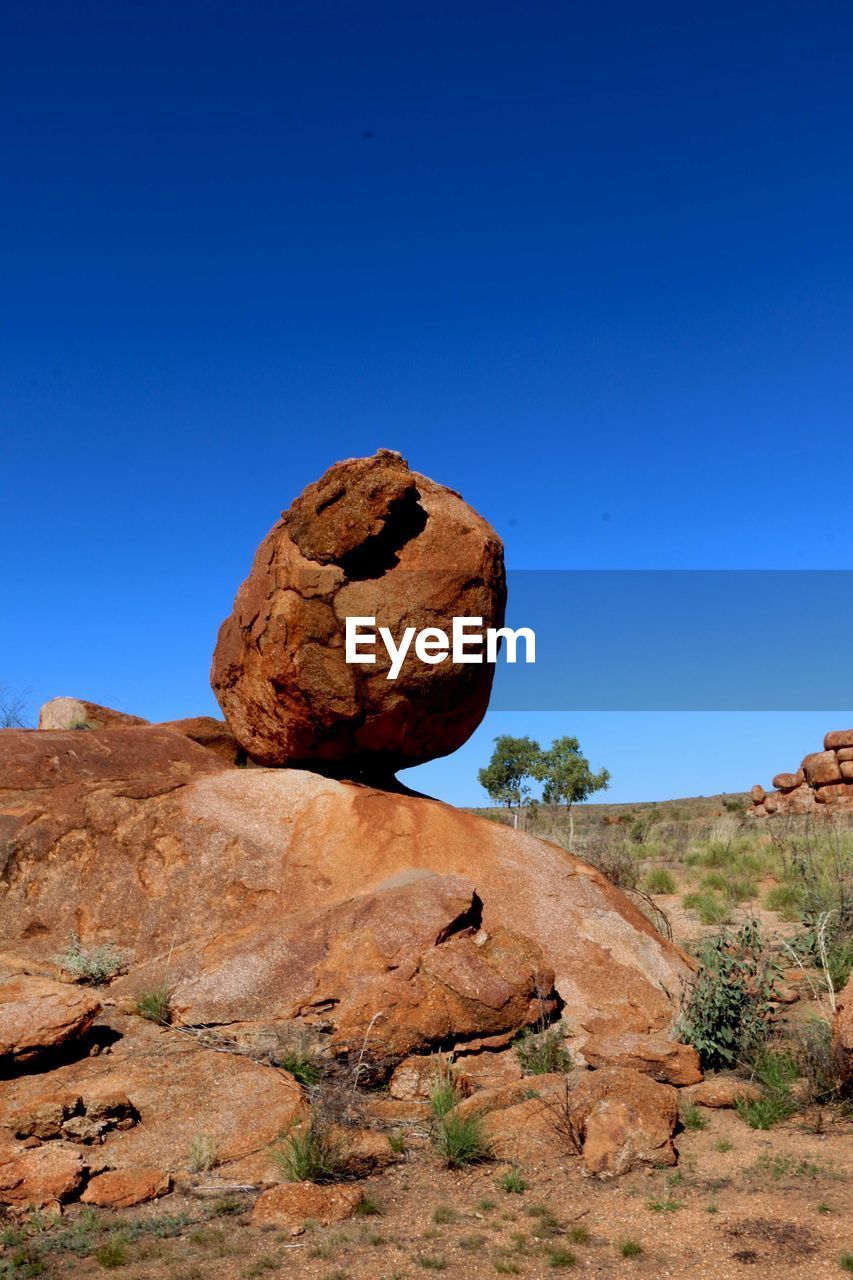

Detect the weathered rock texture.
xmin=0 ymin=728 xmax=692 ymax=1077
xmin=0 ymin=974 xmax=101 ymax=1065
xmin=210 ymin=450 xmax=506 ymax=773
xmin=38 ymin=698 xmax=149 ymax=731
xmin=749 ymin=729 xmax=853 ymax=816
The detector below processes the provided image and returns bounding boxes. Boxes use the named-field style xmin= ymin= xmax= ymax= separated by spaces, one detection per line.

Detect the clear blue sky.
xmin=2 ymin=2 xmax=852 ymax=805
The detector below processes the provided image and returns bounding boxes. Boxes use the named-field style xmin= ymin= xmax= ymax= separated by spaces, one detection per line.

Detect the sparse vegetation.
xmin=186 ymin=1134 xmax=219 ymax=1174
xmin=432 ymin=1107 xmax=493 ymax=1168
xmin=620 ymin=1239 xmax=643 ymax=1257
xmin=641 ymin=866 xmax=676 ymax=895
xmin=499 ymin=1167 xmax=527 ymax=1194
xmin=273 ymin=1119 xmax=351 ymax=1183
xmin=52 ymin=930 xmax=128 ymax=985
xmin=135 ymin=984 xmax=172 ymax=1024
xmin=514 ymin=1025 xmax=572 ymax=1075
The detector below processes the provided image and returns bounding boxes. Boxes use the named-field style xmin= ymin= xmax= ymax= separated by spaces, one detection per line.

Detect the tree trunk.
xmin=568 ymin=804 xmax=574 ymax=847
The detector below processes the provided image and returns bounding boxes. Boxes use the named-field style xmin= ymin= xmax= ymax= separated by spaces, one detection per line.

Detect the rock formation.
xmin=0 ymin=453 xmax=707 ymax=1209
xmin=748 ymin=729 xmax=853 ymax=816
xmin=210 ymin=449 xmax=506 ymax=774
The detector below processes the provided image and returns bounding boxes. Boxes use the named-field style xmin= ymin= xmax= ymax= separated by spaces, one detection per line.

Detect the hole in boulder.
xmin=336 ymin=487 xmax=428 ymax=580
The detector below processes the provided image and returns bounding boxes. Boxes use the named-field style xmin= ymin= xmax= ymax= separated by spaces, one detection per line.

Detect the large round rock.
xmin=211 ymin=450 xmax=506 ymax=772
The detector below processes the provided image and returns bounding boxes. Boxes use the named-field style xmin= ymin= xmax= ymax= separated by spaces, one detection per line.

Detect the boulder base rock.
xmin=210 ymin=450 xmax=506 ymax=773
xmin=686 ymin=1077 xmax=761 ymax=1108
xmin=0 ymin=729 xmax=693 ymax=1074
xmin=0 ymin=975 xmax=101 ymax=1066
xmin=569 ymin=1067 xmax=678 ymax=1177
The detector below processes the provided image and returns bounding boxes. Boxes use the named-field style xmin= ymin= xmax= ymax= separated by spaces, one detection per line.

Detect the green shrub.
xmin=277 ymin=1049 xmax=324 ymax=1088
xmin=677 ymin=919 xmax=779 ymax=1070
xmin=272 ymin=1120 xmax=350 ymax=1183
xmin=432 ymin=1108 xmax=493 ymax=1168
xmin=52 ymin=931 xmax=128 ymax=985
xmin=428 ymin=1075 xmax=459 ymax=1120
xmin=547 ymin=1247 xmax=577 ymax=1268
xmin=682 ymin=890 xmax=731 ymax=926
xmin=765 ymin=883 xmax=802 ymax=920
xmin=93 ymin=1237 xmax=129 ymax=1269
xmin=515 ymin=1026 xmax=572 ymax=1075
xmin=135 ymin=984 xmax=172 ymax=1024
xmin=620 ymin=1238 xmax=643 ymax=1257
xmin=641 ymin=867 xmax=676 ymax=895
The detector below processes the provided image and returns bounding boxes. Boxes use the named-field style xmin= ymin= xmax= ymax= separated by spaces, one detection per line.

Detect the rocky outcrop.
xmin=451 ymin=1067 xmax=678 ymax=1177
xmin=210 ymin=450 xmax=506 ymax=774
xmin=251 ymin=1181 xmax=364 ymax=1229
xmin=37 ymin=698 xmax=149 ymax=731
xmin=0 ymin=728 xmax=693 ymax=1077
xmin=0 ymin=974 xmax=101 ymax=1065
xmin=579 ymin=1030 xmax=702 ymax=1086
xmin=749 ymin=729 xmax=853 ymax=816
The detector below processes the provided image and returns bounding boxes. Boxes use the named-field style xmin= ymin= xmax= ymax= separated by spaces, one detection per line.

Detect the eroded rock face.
xmin=579 ymin=1031 xmax=702 ymax=1086
xmin=0 ymin=975 xmax=101 ymax=1066
xmin=251 ymin=1181 xmax=364 ymax=1229
xmin=0 ymin=730 xmax=692 ymax=1077
xmin=210 ymin=450 xmax=506 ymax=773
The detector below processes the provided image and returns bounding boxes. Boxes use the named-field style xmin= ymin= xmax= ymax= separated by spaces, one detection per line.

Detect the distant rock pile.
xmin=748 ymin=728 xmax=853 ymax=816
xmin=210 ymin=449 xmax=506 ymax=774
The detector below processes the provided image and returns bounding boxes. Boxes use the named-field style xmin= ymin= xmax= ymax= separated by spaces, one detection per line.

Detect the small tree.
xmin=0 ymin=684 xmax=28 ymax=729
xmin=536 ymin=736 xmax=609 ymax=846
xmin=478 ymin=735 xmax=542 ymax=828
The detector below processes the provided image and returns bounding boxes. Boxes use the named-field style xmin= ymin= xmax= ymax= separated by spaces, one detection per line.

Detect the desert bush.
xmin=765 ymin=883 xmax=802 ymax=920
xmin=641 ymin=867 xmax=676 ymax=895
xmin=432 ymin=1108 xmax=493 ymax=1168
xmin=735 ymin=1091 xmax=793 ymax=1129
xmin=52 ymin=931 xmax=128 ymax=985
xmin=273 ymin=1119 xmax=351 ymax=1183
xmin=677 ymin=919 xmax=779 ymax=1070
xmin=514 ymin=1025 xmax=572 ymax=1075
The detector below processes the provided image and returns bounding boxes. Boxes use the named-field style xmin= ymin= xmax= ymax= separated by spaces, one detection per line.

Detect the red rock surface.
xmin=834 ymin=974 xmax=853 ymax=1085
xmin=0 ymin=974 xmax=101 ymax=1065
xmin=81 ymin=1167 xmax=171 ymax=1207
xmin=0 ymin=1142 xmax=88 ymax=1208
xmin=0 ymin=729 xmax=692 ymax=1072
xmin=210 ymin=450 xmax=506 ymax=773
xmin=579 ymin=1030 xmax=702 ymax=1086
xmin=250 ymin=1181 xmax=364 ymax=1229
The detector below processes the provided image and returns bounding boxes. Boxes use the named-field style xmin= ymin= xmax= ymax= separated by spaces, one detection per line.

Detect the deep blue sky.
xmin=2 ymin=1 xmax=852 ymax=804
